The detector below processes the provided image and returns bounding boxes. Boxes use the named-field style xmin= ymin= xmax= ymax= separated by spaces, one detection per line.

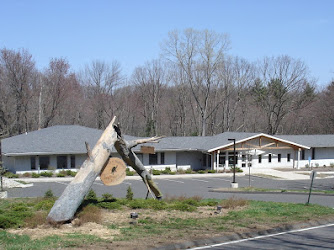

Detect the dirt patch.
xmin=6 ymin=206 xmax=227 ymax=249
xmin=8 ymin=222 xmax=119 ymax=241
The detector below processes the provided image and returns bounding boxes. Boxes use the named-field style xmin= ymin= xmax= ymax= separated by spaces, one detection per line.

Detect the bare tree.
xmin=38 ymin=58 xmax=77 ymax=128
xmin=0 ymin=48 xmax=36 ymax=135
xmin=80 ymin=60 xmax=122 ymax=129
xmin=251 ymin=55 xmax=315 ymax=135
xmin=132 ymin=60 xmax=167 ymax=136
xmin=162 ymin=28 xmax=230 ymax=136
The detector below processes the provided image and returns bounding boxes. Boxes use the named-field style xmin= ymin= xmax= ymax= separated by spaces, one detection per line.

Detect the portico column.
xmin=213 ymin=152 xmax=216 ymax=170
xmin=37 ymin=156 xmax=40 ymax=173
xmin=216 ymin=150 xmax=220 ymax=173
xmin=297 ymin=148 xmax=301 ymax=169
xmin=225 ymin=151 xmax=228 ymax=169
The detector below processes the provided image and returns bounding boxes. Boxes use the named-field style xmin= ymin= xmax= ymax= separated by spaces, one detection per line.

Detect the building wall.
xmin=3 ymin=154 xmax=88 ymax=173
xmin=176 ymin=151 xmax=203 ymax=170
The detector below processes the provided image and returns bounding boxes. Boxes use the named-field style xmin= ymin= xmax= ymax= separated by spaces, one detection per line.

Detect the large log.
xmin=47 ymin=117 xmax=117 ymax=223
xmin=113 ymin=124 xmax=163 ymax=199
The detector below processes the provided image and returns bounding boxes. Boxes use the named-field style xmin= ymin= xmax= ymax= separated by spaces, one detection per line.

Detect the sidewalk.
xmin=249 ymin=168 xmax=311 ymax=180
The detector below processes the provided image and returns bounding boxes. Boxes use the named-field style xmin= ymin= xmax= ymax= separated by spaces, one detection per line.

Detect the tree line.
xmin=0 ymin=28 xmax=333 ymax=139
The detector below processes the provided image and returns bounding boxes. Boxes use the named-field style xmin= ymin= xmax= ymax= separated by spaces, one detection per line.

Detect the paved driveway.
xmin=7 ymin=173 xmax=334 ymax=207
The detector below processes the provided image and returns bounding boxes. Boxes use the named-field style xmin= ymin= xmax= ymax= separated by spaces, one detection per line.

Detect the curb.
xmin=11 ymin=173 xmax=246 ymax=183
xmin=152 ymin=218 xmax=334 ymax=249
xmin=209 ymin=189 xmax=334 ymax=196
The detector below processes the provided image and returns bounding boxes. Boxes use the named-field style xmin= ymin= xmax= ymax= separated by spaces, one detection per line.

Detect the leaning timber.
xmin=47 ymin=117 xmax=118 ymax=223
xmin=113 ymin=124 xmax=163 ymax=199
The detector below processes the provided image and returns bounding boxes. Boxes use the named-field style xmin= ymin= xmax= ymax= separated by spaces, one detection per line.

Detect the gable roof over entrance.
xmin=207 ymin=133 xmax=310 ymax=153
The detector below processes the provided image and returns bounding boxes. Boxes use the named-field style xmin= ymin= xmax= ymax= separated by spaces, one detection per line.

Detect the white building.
xmin=1 ymin=125 xmax=334 ymax=173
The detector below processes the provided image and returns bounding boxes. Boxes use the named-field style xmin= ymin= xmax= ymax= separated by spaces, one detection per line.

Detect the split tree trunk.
xmin=47 ymin=117 xmax=118 ymax=223
xmin=113 ymin=124 xmax=163 ymax=199
xmin=47 ymin=117 xmax=163 ymax=223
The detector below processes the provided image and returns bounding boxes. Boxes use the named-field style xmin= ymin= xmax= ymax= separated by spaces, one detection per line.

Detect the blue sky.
xmin=1 ymin=0 xmax=333 ymax=86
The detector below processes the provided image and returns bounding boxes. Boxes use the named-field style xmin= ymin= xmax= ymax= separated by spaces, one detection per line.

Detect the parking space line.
xmin=190 ymin=179 xmax=209 ymax=183
xmin=163 ymin=179 xmax=185 ymax=184
xmin=53 ymin=181 xmax=69 ymax=186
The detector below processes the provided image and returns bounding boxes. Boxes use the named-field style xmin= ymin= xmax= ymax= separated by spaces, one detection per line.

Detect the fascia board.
xmin=208 ymin=133 xmax=310 ymax=153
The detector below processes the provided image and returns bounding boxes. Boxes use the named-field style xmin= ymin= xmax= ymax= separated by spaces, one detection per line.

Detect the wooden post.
xmin=47 ymin=117 xmax=118 ymax=223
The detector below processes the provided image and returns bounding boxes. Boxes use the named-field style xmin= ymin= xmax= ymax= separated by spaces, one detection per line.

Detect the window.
xmin=228 ymin=152 xmax=238 ymax=166
xmin=258 ymin=155 xmax=262 ymax=163
xmin=287 ymin=153 xmax=291 ymax=162
xmin=70 ymin=155 xmax=76 ymax=169
xmin=57 ymin=156 xmax=67 ymax=169
xmin=160 ymin=153 xmax=165 ymax=164
xmin=312 ymin=148 xmax=315 ymax=160
xmin=278 ymin=154 xmax=281 ymax=162
xmin=136 ymin=153 xmax=143 ymax=163
xmin=301 ymin=150 xmax=305 ymax=160
xmin=149 ymin=154 xmax=158 ymax=165
xmin=242 ymin=154 xmax=246 ymax=161
xmin=30 ymin=157 xmax=36 ymax=170
xmin=202 ymin=154 xmax=207 ymax=167
xmin=39 ymin=156 xmax=50 ymax=170
xmin=268 ymin=154 xmax=272 ymax=163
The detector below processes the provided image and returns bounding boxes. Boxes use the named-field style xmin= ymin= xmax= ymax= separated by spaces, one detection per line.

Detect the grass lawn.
xmin=1 ymin=195 xmax=334 ymax=249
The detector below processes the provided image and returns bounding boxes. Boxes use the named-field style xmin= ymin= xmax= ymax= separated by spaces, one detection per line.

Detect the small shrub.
xmin=98 ymin=202 xmax=121 ymax=210
xmin=126 ymin=168 xmax=135 ymax=176
xmin=66 ymin=170 xmax=76 ymax=176
xmin=77 ymin=205 xmax=102 ymax=224
xmin=44 ymin=189 xmax=54 ymax=198
xmin=25 ymin=211 xmax=48 ymax=228
xmin=102 ymin=193 xmax=114 ymax=201
xmin=305 ymin=164 xmax=309 ymax=168
xmin=330 ymin=163 xmax=334 ymax=168
xmin=34 ymin=198 xmax=55 ymax=211
xmin=197 ymin=170 xmax=206 ymax=174
xmin=315 ymin=163 xmax=320 ymax=168
xmin=169 ymin=202 xmax=197 ymax=212
xmin=152 ymin=169 xmax=161 ymax=175
xmin=22 ymin=172 xmax=31 ymax=177
xmin=161 ymin=167 xmax=172 ymax=174
xmin=31 ymin=173 xmax=40 ymax=178
xmin=146 ymin=199 xmax=167 ymax=210
xmin=208 ymin=170 xmax=216 ymax=173
xmin=128 ymin=199 xmax=148 ymax=209
xmin=185 ymin=168 xmax=193 ymax=174
xmin=235 ymin=167 xmax=243 ymax=173
xmin=4 ymin=172 xmax=19 ymax=178
xmin=40 ymin=171 xmax=53 ymax=177
xmin=126 ymin=186 xmax=134 ymax=200
xmin=56 ymin=172 xmax=66 ymax=177
xmin=85 ymin=189 xmax=97 ymax=201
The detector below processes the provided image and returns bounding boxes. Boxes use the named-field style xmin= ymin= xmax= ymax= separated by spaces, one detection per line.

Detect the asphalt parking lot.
xmin=7 ymin=174 xmax=334 ymax=207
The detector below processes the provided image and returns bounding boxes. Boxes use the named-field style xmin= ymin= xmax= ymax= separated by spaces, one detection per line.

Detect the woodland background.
xmin=0 ymin=29 xmax=333 ymax=139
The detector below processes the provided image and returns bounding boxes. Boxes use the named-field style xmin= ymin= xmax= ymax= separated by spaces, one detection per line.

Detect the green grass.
xmin=0 ymin=231 xmax=107 ymax=250
xmin=217 ymin=186 xmax=334 ymax=195
xmin=1 ymin=197 xmax=334 ymax=249
xmin=114 ymin=200 xmax=334 ymax=242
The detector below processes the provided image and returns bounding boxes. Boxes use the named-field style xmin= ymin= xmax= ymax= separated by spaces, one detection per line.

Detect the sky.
xmin=0 ymin=0 xmax=333 ymax=86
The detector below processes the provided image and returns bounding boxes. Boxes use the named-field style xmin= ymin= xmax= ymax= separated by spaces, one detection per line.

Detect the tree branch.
xmin=128 ymin=136 xmax=165 ymax=149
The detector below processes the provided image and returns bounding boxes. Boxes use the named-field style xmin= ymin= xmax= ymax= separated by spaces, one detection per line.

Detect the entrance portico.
xmin=209 ymin=134 xmax=310 ymax=171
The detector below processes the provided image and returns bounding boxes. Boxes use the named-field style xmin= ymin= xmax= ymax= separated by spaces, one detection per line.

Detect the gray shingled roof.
xmin=2 ymin=125 xmax=103 ymax=156
xmin=2 ymin=125 xmax=333 ymax=156
xmin=276 ymin=135 xmax=334 ymax=148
